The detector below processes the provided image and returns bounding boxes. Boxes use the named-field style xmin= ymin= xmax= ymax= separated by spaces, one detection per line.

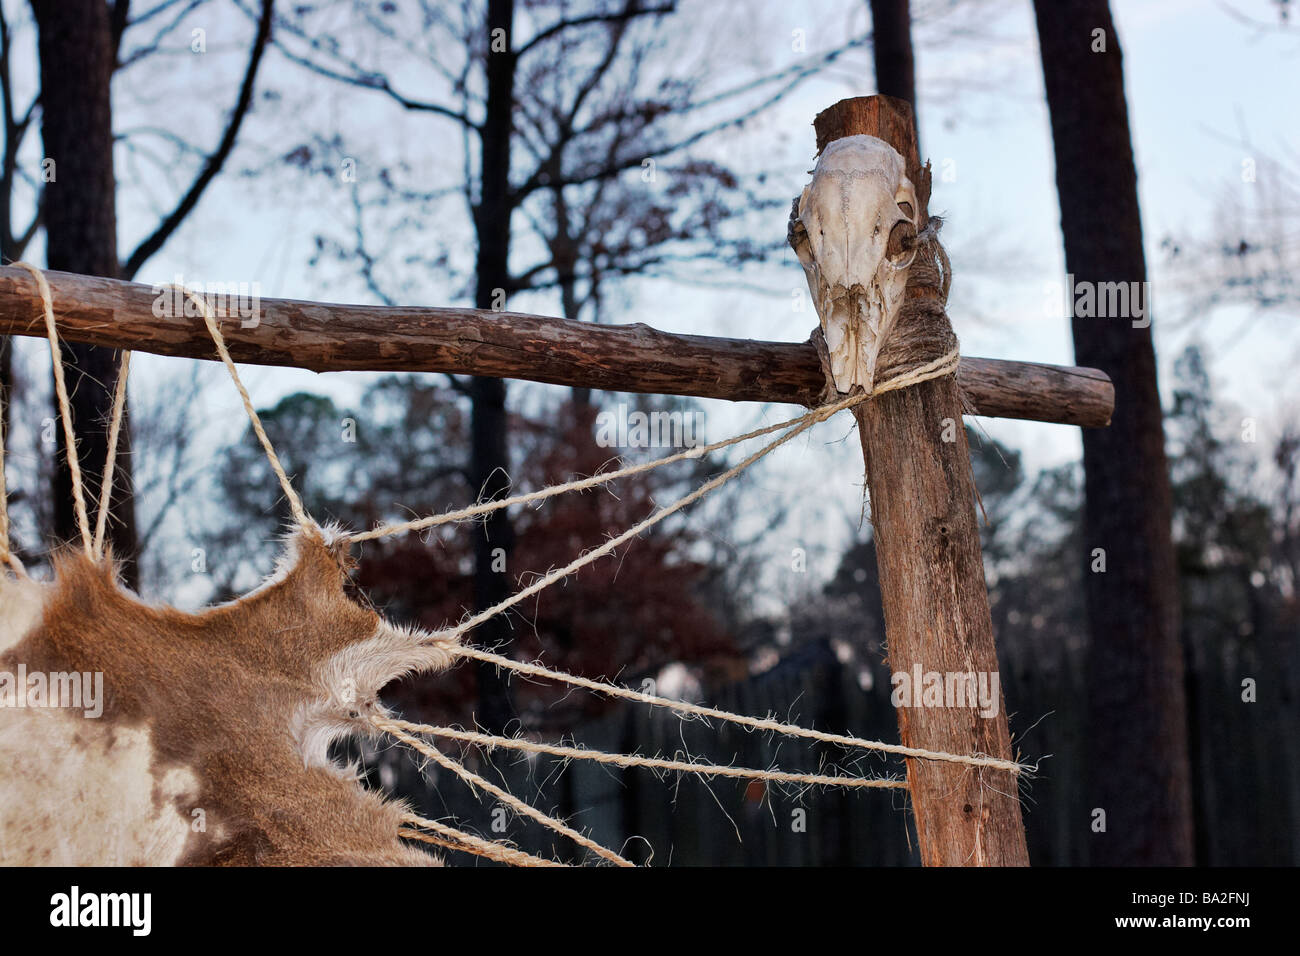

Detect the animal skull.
xmin=790 ymin=134 xmax=920 ymax=394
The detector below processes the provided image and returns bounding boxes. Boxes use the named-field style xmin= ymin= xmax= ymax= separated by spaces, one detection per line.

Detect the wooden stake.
xmin=812 ymin=96 xmax=1030 ymax=866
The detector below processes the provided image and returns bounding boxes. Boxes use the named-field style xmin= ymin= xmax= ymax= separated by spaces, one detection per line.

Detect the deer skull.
xmin=791 ymin=134 xmax=919 ymax=394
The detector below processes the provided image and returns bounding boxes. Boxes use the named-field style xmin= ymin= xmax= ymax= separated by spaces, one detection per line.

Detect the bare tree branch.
xmin=510 ymin=35 xmax=868 ymax=203
xmin=121 ymin=0 xmax=273 ymax=279
xmin=0 ymin=4 xmax=39 ymax=259
xmin=252 ymin=0 xmax=480 ymax=130
xmin=117 ymin=0 xmax=210 ymax=71
xmin=13 ymin=199 xmax=42 ymax=259
xmin=513 ymin=1 xmax=676 ymax=58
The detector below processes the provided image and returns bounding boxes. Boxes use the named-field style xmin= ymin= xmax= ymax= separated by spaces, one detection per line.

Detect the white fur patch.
xmin=0 ymin=573 xmax=46 ymax=656
xmin=291 ymin=620 xmax=459 ymax=772
xmin=0 ymin=572 xmax=201 ymax=865
xmin=0 ymin=707 xmax=200 ymax=865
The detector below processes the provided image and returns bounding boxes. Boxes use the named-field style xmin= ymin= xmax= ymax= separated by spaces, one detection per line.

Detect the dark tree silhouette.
xmin=869 ymin=0 xmax=919 ymax=151
xmin=22 ymin=0 xmax=273 ymax=584
xmin=31 ymin=0 xmax=137 ymax=581
xmin=1033 ymin=0 xmax=1194 ymax=865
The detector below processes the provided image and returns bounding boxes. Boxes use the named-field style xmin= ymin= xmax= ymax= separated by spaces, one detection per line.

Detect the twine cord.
xmin=444 ymin=650 xmax=1024 ymax=774
xmin=16 ymin=262 xmax=93 ymax=557
xmin=432 ymin=388 xmax=873 ymax=645
xmin=181 ymin=285 xmax=316 ymax=537
xmin=396 ymin=826 xmax=475 ymax=857
xmin=350 ymin=410 xmax=806 ymax=544
xmin=349 ymin=349 xmax=960 ymax=544
xmin=406 ymin=351 xmax=1026 ymax=776
xmin=399 ymin=813 xmax=567 ymax=867
xmin=93 ymin=350 xmax=131 ymax=556
xmin=379 ymin=718 xmax=633 ymax=866
xmin=376 ymin=717 xmax=910 ymax=789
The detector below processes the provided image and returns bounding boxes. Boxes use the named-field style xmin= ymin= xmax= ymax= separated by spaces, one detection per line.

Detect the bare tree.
xmin=267 ymin=0 xmax=865 ymax=731
xmin=19 ymin=0 xmax=272 ymax=585
xmin=1159 ymin=141 xmax=1300 ymax=330
xmin=1033 ymin=0 xmax=1194 ymax=865
xmin=32 ymin=0 xmax=135 ymax=577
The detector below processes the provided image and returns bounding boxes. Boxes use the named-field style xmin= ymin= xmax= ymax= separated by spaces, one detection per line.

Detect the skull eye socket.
xmin=886 ymin=219 xmax=917 ymax=261
xmin=887 ymin=199 xmax=918 ymax=262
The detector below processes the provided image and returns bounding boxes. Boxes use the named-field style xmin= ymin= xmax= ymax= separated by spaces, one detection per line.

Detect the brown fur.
xmin=0 ymin=531 xmax=447 ymax=865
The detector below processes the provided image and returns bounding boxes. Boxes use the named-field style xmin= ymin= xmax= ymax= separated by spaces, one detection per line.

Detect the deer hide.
xmin=0 ymin=530 xmax=455 ymax=866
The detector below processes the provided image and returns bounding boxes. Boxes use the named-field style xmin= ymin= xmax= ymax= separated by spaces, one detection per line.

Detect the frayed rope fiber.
xmin=399 ymin=815 xmax=566 ymax=867
xmin=374 ymin=717 xmax=909 ymax=789
xmin=16 ymin=262 xmax=93 ymax=558
xmin=380 ymin=718 xmax=633 ymax=866
xmin=13 ymin=263 xmax=136 ymax=567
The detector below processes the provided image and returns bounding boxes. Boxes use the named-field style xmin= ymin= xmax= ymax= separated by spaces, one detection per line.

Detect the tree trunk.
xmin=31 ymin=0 xmax=137 ymax=587
xmin=869 ymin=0 xmax=919 ymax=153
xmin=550 ymin=190 xmax=589 ymax=408
xmin=1033 ymin=0 xmax=1193 ymax=865
xmin=469 ymin=0 xmax=518 ymax=733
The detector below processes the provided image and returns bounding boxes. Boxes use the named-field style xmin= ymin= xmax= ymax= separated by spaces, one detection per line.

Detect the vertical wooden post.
xmin=814 ymin=96 xmax=1029 ymax=866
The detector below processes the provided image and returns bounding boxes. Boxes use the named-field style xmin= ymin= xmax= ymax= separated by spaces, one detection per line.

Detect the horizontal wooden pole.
xmin=0 ymin=266 xmax=1112 ymax=427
